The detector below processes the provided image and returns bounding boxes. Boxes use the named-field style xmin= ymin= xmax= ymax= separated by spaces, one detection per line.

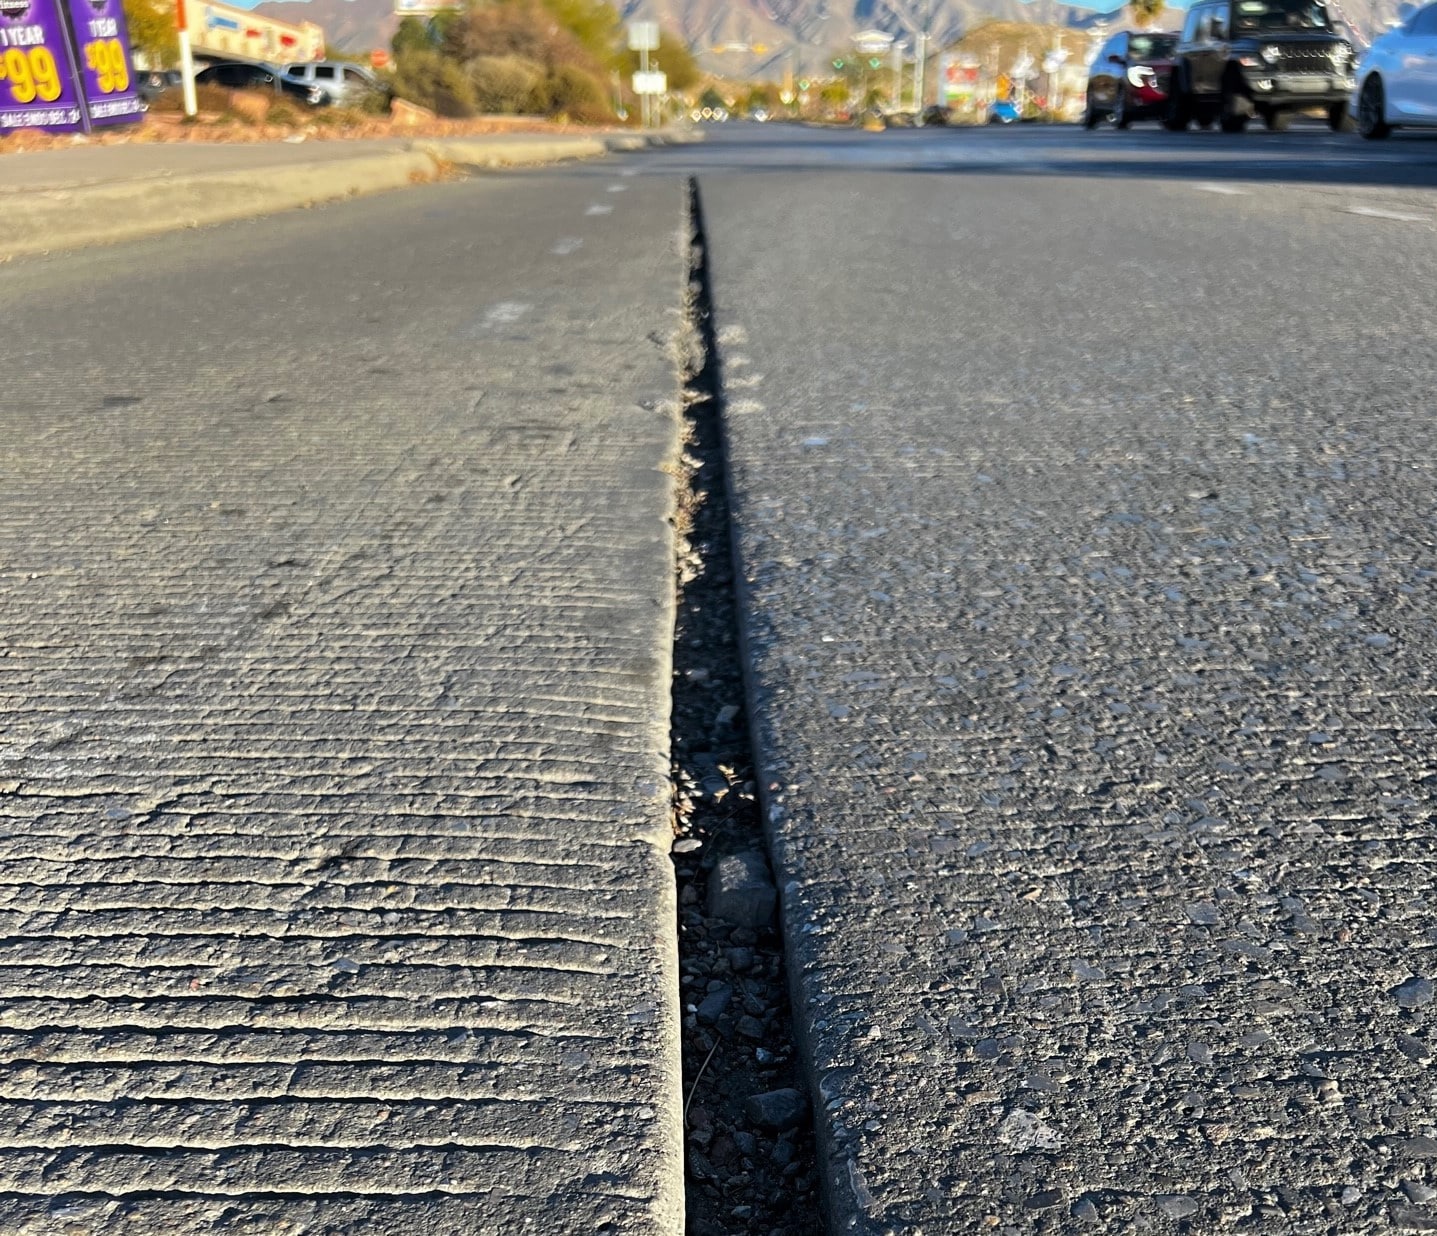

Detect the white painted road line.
xmin=1346 ymin=205 xmax=1428 ymax=223
xmin=1194 ymin=183 xmax=1250 ymax=195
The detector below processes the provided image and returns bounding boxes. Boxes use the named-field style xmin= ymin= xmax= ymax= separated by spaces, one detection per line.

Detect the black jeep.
xmin=1165 ymin=0 xmax=1356 ymax=132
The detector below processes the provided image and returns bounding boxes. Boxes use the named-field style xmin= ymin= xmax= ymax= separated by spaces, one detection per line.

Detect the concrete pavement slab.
xmin=695 ymin=127 xmax=1437 ymax=1232
xmin=0 ymin=130 xmax=698 ymax=259
xmin=0 ymin=167 xmax=685 ymax=1232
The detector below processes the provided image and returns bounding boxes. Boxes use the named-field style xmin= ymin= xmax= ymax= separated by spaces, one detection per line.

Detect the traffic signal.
xmin=833 ymin=58 xmax=845 ymax=68
xmin=869 ymin=57 xmax=881 ymax=68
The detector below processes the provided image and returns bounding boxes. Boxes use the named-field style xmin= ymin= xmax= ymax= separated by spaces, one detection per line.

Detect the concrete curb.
xmin=0 ymin=128 xmax=701 ymax=261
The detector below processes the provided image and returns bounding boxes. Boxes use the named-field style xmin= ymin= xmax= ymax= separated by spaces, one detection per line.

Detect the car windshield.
xmin=1129 ymin=33 xmax=1178 ymax=57
xmin=1233 ymin=0 xmax=1334 ymax=32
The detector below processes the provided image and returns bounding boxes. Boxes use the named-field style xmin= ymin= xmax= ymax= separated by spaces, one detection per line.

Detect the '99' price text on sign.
xmin=0 ymin=44 xmax=63 ymax=103
xmin=82 ymin=30 xmax=128 ymax=93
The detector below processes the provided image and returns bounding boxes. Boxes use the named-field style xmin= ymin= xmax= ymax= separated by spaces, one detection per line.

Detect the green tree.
xmin=539 ymin=0 xmax=620 ymax=65
xmin=392 ymin=15 xmax=433 ymax=58
xmin=1129 ymin=0 xmax=1165 ymax=27
xmin=123 ymin=0 xmax=176 ymax=65
xmin=743 ymin=82 xmax=777 ymax=112
xmin=621 ymin=29 xmax=698 ymax=92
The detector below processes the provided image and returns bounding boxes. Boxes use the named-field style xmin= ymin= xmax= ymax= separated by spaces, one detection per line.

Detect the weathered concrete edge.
xmin=0 ymin=128 xmax=701 ymax=261
xmin=696 ymin=203 xmax=877 ymax=1233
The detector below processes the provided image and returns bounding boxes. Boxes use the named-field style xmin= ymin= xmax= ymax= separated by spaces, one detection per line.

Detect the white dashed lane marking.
xmin=1194 ymin=183 xmax=1249 ymax=195
xmin=1346 ymin=205 xmax=1428 ymax=223
xmin=586 ymin=204 xmax=614 ymax=216
xmin=552 ymin=238 xmax=584 ymax=256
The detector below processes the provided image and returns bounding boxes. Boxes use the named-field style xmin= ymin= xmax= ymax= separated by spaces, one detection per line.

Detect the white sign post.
xmin=628 ymin=21 xmax=661 ymax=127
xmin=627 ymin=21 xmax=659 ymax=51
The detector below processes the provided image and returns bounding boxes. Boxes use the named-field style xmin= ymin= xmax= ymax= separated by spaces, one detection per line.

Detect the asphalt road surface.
xmin=688 ymin=124 xmax=1437 ymax=1232
xmin=5 ymin=120 xmax=1437 ymax=1234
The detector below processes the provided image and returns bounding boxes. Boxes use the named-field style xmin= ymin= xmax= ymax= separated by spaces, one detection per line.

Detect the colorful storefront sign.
xmin=0 ymin=0 xmax=139 ymax=132
xmin=0 ymin=0 xmax=84 ymax=131
xmin=66 ymin=0 xmax=142 ymax=124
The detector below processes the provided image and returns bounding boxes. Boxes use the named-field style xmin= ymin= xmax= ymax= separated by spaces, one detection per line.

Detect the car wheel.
xmin=1264 ymin=108 xmax=1292 ymax=131
xmin=1112 ymin=86 xmax=1131 ymax=129
xmin=1083 ymin=91 xmax=1100 ymax=129
xmin=1357 ymin=75 xmax=1390 ymax=140
xmin=1219 ymin=77 xmax=1249 ymax=132
xmin=1162 ymin=80 xmax=1191 ymax=130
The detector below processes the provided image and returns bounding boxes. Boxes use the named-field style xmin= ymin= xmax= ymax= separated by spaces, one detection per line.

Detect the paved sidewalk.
xmin=0 ymin=129 xmax=696 ymax=258
xmin=0 ymin=165 xmax=685 ymax=1232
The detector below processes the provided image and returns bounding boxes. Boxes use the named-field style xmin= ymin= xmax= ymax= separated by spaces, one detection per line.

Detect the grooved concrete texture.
xmin=695 ymin=125 xmax=1437 ymax=1232
xmin=0 ymin=167 xmax=686 ymax=1233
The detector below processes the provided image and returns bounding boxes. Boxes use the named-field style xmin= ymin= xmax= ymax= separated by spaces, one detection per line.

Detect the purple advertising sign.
xmin=65 ymin=0 xmax=141 ymax=125
xmin=0 ymin=0 xmax=84 ymax=133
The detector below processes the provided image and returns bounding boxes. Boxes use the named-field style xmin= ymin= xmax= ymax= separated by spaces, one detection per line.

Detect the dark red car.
xmin=1083 ymin=31 xmax=1179 ymax=128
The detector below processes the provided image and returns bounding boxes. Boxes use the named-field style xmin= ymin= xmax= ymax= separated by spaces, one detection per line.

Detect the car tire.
xmin=1112 ymin=86 xmax=1131 ymax=129
xmin=1220 ymin=73 xmax=1249 ymax=132
xmin=1264 ymin=108 xmax=1292 ymax=131
xmin=1357 ymin=75 xmax=1391 ymax=140
xmin=1083 ymin=92 xmax=1100 ymax=129
xmin=1162 ymin=79 xmax=1192 ymax=130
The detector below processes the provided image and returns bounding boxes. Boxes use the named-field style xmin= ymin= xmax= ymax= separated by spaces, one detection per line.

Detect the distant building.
xmin=191 ymin=0 xmax=324 ymax=64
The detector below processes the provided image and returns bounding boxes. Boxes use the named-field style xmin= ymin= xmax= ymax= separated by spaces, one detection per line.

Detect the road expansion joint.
xmin=667 ymin=179 xmax=820 ymax=1236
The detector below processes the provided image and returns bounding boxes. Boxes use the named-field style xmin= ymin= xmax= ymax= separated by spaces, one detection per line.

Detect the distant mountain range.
xmin=254 ymin=0 xmax=1404 ymax=75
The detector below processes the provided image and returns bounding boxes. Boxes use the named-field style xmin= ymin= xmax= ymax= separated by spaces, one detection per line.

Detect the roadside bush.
xmin=467 ymin=54 xmax=544 ymax=114
xmin=541 ymin=64 xmax=611 ymax=122
xmin=449 ymin=0 xmax=594 ymax=73
xmin=147 ymin=83 xmax=233 ymax=114
xmin=265 ymin=100 xmax=303 ymax=126
xmin=392 ymin=48 xmax=478 ymax=117
xmin=308 ymin=106 xmax=372 ymax=128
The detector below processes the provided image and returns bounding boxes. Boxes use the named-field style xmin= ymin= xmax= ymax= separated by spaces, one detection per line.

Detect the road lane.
xmin=0 ymin=172 xmax=687 ymax=1234
xmin=695 ymin=124 xmax=1437 ymax=1232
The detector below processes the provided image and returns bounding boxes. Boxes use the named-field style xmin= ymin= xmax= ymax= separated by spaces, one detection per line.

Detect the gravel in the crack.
xmin=670 ymin=191 xmax=820 ymax=1236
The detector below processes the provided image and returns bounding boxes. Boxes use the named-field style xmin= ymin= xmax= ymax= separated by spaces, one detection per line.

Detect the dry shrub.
xmin=541 ymin=64 xmax=611 ymax=122
xmin=450 ymin=0 xmax=599 ymax=75
xmin=391 ymin=48 xmax=478 ymax=117
xmin=265 ymin=100 xmax=303 ymax=126
xmin=466 ymin=54 xmax=545 ymax=114
xmin=147 ymin=83 xmax=234 ymax=114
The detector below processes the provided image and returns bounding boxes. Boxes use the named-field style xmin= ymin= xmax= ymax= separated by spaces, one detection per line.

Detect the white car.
xmin=1352 ymin=2 xmax=1437 ymax=138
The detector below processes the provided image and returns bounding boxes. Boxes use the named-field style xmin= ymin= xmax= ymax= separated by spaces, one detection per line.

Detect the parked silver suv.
xmin=281 ymin=61 xmax=389 ymax=109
